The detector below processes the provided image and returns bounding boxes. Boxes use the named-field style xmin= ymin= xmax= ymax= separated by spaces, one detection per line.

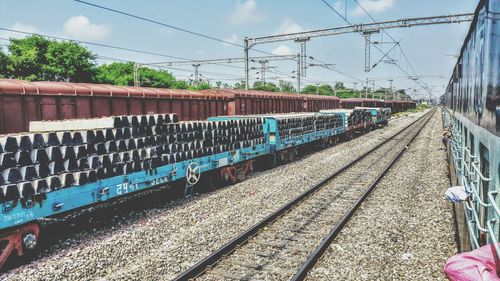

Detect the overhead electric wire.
xmin=0 ymin=27 xmax=248 ymax=71
xmin=352 ymin=0 xmax=422 ymax=77
xmin=320 ymin=0 xmax=430 ymax=93
xmin=76 ymin=0 xmax=388 ymax=89
xmin=74 ymin=0 xmax=298 ymax=62
xmin=351 ymin=0 xmax=431 ymax=91
xmin=74 ymin=0 xmax=242 ymax=48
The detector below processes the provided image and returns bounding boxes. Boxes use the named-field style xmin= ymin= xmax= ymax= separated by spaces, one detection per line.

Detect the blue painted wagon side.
xmin=355 ymin=107 xmax=391 ymax=126
xmin=0 ymin=144 xmax=269 ymax=230
xmin=209 ymin=114 xmax=346 ymax=152
xmin=265 ymin=115 xmax=345 ymax=152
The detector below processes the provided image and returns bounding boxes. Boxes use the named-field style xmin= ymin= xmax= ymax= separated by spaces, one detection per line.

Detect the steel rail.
xmin=174 ymin=109 xmax=436 ymax=281
xmin=291 ymin=109 xmax=436 ymax=280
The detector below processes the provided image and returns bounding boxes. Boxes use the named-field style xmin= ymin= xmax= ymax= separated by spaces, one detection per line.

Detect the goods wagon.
xmin=202 ymin=89 xmax=340 ymax=115
xmin=202 ymin=89 xmax=304 ymax=115
xmin=385 ymin=100 xmax=416 ymax=113
xmin=340 ymin=98 xmax=385 ymax=109
xmin=0 ymin=79 xmax=229 ymax=134
xmin=0 ymin=80 xmax=341 ymax=135
xmin=300 ymin=94 xmax=340 ymax=112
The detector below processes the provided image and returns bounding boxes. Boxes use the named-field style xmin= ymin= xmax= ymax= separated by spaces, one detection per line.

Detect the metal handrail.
xmin=472 ymin=161 xmax=493 ymax=182
xmin=466 ymin=217 xmax=481 ymax=249
xmin=469 ymin=181 xmax=490 ymax=207
xmin=487 ymin=220 xmax=500 ymax=261
xmin=446 ymin=111 xmax=500 ymax=252
xmin=488 ymin=191 xmax=500 ymax=217
xmin=464 ymin=146 xmax=477 ymax=159
xmin=465 ymin=194 xmax=488 ymax=232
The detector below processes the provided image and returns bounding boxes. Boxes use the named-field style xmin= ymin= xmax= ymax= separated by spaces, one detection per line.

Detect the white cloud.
xmin=159 ymin=28 xmax=173 ymax=35
xmin=230 ymin=0 xmax=264 ymax=25
xmin=0 ymin=22 xmax=38 ymax=39
xmin=223 ymin=34 xmax=239 ymax=46
xmin=272 ymin=44 xmax=294 ymax=56
xmin=333 ymin=1 xmax=344 ymax=12
xmin=276 ymin=18 xmax=304 ymax=34
xmin=352 ymin=0 xmax=395 ymax=15
xmin=63 ymin=15 xmax=111 ymax=41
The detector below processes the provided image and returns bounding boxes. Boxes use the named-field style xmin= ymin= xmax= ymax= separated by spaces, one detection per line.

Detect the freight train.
xmin=0 ymin=105 xmax=394 ymax=270
xmin=0 ymin=79 xmax=415 ymax=134
xmin=442 ymin=0 xmax=500 ymax=260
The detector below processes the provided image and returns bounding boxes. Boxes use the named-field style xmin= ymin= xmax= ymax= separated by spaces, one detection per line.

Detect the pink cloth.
xmin=445 ymin=244 xmax=500 ymax=280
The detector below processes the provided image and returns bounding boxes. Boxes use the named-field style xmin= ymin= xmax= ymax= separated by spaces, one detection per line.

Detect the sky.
xmin=0 ymin=0 xmax=479 ymax=98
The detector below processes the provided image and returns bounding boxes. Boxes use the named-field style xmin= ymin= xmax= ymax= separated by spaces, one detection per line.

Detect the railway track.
xmin=174 ymin=109 xmax=436 ymax=281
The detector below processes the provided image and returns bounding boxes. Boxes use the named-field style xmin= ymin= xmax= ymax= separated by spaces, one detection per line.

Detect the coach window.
xmin=486 ymin=0 xmax=500 ymax=132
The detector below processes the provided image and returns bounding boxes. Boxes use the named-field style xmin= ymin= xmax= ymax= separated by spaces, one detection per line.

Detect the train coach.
xmin=0 ymin=104 xmax=395 ymax=269
xmin=442 ymin=0 xmax=500 ymax=262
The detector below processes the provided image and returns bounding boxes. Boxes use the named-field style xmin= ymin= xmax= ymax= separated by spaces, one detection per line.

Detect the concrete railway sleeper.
xmin=174 ymin=109 xmax=436 ymax=281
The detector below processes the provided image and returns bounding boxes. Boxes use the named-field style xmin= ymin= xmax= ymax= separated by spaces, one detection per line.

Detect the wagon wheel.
xmin=186 ymin=162 xmax=201 ymax=186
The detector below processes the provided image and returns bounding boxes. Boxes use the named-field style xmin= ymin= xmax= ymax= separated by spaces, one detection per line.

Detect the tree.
xmin=0 ymin=50 xmax=9 ymax=78
xmin=95 ymin=62 xmax=177 ymax=88
xmin=139 ymin=67 xmax=176 ymax=88
xmin=233 ymin=80 xmax=246 ymax=89
xmin=173 ymin=80 xmax=189 ymax=89
xmin=7 ymin=35 xmax=51 ymax=81
xmin=95 ymin=62 xmax=134 ymax=85
xmin=252 ymin=81 xmax=279 ymax=92
xmin=302 ymin=84 xmax=317 ymax=94
xmin=7 ymin=35 xmax=96 ymax=82
xmin=334 ymin=82 xmax=345 ymax=90
xmin=189 ymin=82 xmax=212 ymax=90
xmin=279 ymin=80 xmax=296 ymax=93
xmin=44 ymin=40 xmax=96 ymax=82
xmin=318 ymin=84 xmax=334 ymax=96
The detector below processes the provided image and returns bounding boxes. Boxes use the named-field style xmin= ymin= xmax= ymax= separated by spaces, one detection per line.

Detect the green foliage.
xmin=173 ymin=80 xmax=189 ymax=89
xmin=95 ymin=62 xmax=134 ymax=85
xmin=252 ymin=81 xmax=279 ymax=92
xmin=95 ymin=62 xmax=177 ymax=88
xmin=6 ymin=35 xmax=96 ymax=82
xmin=301 ymin=85 xmax=317 ymax=94
xmin=139 ymin=67 xmax=176 ymax=88
xmin=189 ymin=82 xmax=212 ymax=91
xmin=44 ymin=41 xmax=96 ymax=82
xmin=7 ymin=35 xmax=50 ymax=81
xmin=301 ymin=84 xmax=336 ymax=95
xmin=317 ymin=84 xmax=334 ymax=95
xmin=334 ymin=82 xmax=345 ymax=90
xmin=0 ymin=50 xmax=9 ymax=78
xmin=233 ymin=81 xmax=246 ymax=89
xmin=279 ymin=80 xmax=296 ymax=93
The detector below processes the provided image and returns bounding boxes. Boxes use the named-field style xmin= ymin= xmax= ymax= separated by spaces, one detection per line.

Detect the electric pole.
xmin=388 ymin=79 xmax=394 ymax=100
xmin=134 ymin=63 xmax=141 ymax=87
xmin=365 ymin=79 xmax=369 ymax=98
xmin=193 ymin=64 xmax=201 ymax=86
xmin=259 ymin=60 xmax=268 ymax=85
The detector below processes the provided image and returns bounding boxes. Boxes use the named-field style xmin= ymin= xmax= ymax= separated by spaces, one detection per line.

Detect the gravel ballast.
xmin=308 ymin=108 xmax=456 ymax=280
xmin=2 ymin=112 xmax=427 ymax=280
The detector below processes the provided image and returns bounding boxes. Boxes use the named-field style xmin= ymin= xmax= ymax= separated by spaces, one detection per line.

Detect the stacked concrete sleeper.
xmin=0 ymin=113 xmax=266 ymax=204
